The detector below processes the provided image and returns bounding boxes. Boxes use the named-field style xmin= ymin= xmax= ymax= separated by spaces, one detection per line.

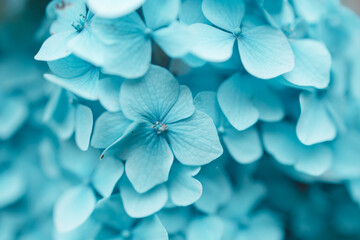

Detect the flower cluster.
xmin=2 ymin=0 xmax=360 ymax=239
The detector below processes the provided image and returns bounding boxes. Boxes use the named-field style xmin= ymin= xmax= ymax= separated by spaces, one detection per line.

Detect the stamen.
xmin=152 ymin=121 xmax=168 ymax=134
xmin=232 ymin=27 xmax=242 ymax=38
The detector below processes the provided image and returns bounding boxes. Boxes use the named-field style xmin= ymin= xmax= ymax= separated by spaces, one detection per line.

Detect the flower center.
xmin=152 ymin=121 xmax=168 ymax=134
xmin=232 ymin=27 xmax=242 ymax=38
xmin=72 ymin=14 xmax=87 ymax=32
xmin=144 ymin=27 xmax=153 ymax=38
xmin=121 ymin=230 xmax=131 ymax=238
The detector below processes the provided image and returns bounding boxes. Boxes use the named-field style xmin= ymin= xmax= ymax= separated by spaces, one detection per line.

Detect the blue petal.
xmin=238 ymin=26 xmax=294 ymax=79
xmin=50 ymin=0 xmax=87 ymax=34
xmin=262 ymin=122 xmax=332 ymax=176
xmin=54 ymin=185 xmax=96 ymax=233
xmin=91 ymin=13 xmax=146 ymax=45
xmin=45 ymin=55 xmax=100 ymax=100
xmin=153 ymin=22 xmax=191 ymax=58
xmin=330 ymin=133 xmax=360 ymax=179
xmin=168 ymin=162 xmax=202 ymax=206
xmin=119 ymin=178 xmax=168 ymax=218
xmin=0 ymin=97 xmax=28 ymax=140
xmin=220 ymin=181 xmax=266 ymax=220
xmin=202 ymin=0 xmax=245 ymax=31
xmin=68 ymin=28 xmax=107 ymax=66
xmin=125 ymin=132 xmax=173 ymax=193
xmin=35 ymin=31 xmax=76 ymax=61
xmin=195 ymin=164 xmax=232 ymax=213
xmin=132 ymin=216 xmax=169 ymax=240
xmin=217 ymin=73 xmax=284 ymax=130
xmin=167 ymin=110 xmax=223 ymax=166
xmin=189 ymin=23 xmax=235 ymax=62
xmin=91 ymin=156 xmax=124 ymax=198
xmin=91 ymin=111 xmax=132 ymax=149
xmin=162 ymin=85 xmax=195 ymax=124
xmin=97 ymin=77 xmax=123 ymax=112
xmin=120 ymin=65 xmax=180 ymax=122
xmin=296 ymin=92 xmax=337 ymax=145
xmin=91 ymin=14 xmax=151 ymax=78
xmin=187 ymin=216 xmax=224 ymax=240
xmin=223 ymin=126 xmax=263 ymax=164
xmin=194 ymin=91 xmax=222 ymax=127
xmin=283 ymin=39 xmax=331 ymax=89
xmin=179 ymin=0 xmax=210 ymax=25
xmin=292 ymin=0 xmax=337 ymax=24
xmin=143 ymin=0 xmax=180 ymax=29
xmin=242 ymin=211 xmax=284 ymax=240
xmin=92 ymin=194 xmax=134 ymax=230
xmin=43 ymin=88 xmax=75 ymax=140
xmin=75 ymin=104 xmax=93 ymax=151
xmin=0 ymin=168 xmax=26 ymax=208
xmin=87 ymin=0 xmax=145 ymax=18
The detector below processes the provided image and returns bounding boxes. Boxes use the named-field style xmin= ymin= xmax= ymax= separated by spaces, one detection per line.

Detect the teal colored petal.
xmin=162 ymin=85 xmax=195 ymax=124
xmin=218 ymin=73 xmax=284 ymax=131
xmin=0 ymin=168 xmax=26 ymax=208
xmin=91 ymin=111 xmax=131 ymax=149
xmin=87 ymin=0 xmax=145 ymax=18
xmin=168 ymin=162 xmax=202 ymax=206
xmin=153 ymin=22 xmax=191 ymax=58
xmin=54 ymin=185 xmax=96 ymax=233
xmin=223 ymin=126 xmax=263 ymax=164
xmin=283 ymin=39 xmax=331 ymax=89
xmin=47 ymin=54 xmax=93 ymax=78
xmin=238 ymin=26 xmax=294 ymax=79
xmin=50 ymin=0 xmax=87 ymax=34
xmin=330 ymin=133 xmax=360 ymax=179
xmin=125 ymin=133 xmax=173 ymax=193
xmin=292 ymin=0 xmax=337 ymax=24
xmin=120 ymin=65 xmax=180 ymax=122
xmin=180 ymin=0 xmax=210 ymax=25
xmin=119 ymin=178 xmax=168 ymax=218
xmin=202 ymin=0 xmax=245 ymax=32
xmin=43 ymin=88 xmax=75 ymax=140
xmin=101 ymin=36 xmax=151 ymax=79
xmin=132 ymin=216 xmax=169 ymax=240
xmin=91 ymin=13 xmax=146 ymax=45
xmin=195 ymin=164 xmax=232 ymax=213
xmin=0 ymin=97 xmax=28 ymax=140
xmin=262 ymin=122 xmax=332 ymax=176
xmin=92 ymin=14 xmax=150 ymax=78
xmin=75 ymin=104 xmax=93 ymax=151
xmin=143 ymin=0 xmax=180 ymax=29
xmin=220 ymin=181 xmax=266 ymax=220
xmin=187 ymin=216 xmax=224 ymax=240
xmin=97 ymin=77 xmax=123 ymax=112
xmin=46 ymin=55 xmax=100 ymax=100
xmin=167 ymin=111 xmax=223 ymax=166
xmin=92 ymin=194 xmax=134 ymax=230
xmin=296 ymin=92 xmax=337 ymax=145
xmin=189 ymin=23 xmax=235 ymax=62
xmin=194 ymin=91 xmax=222 ymax=127
xmin=35 ymin=31 xmax=76 ymax=61
xmin=91 ymin=156 xmax=124 ymax=198
xmin=241 ymin=211 xmax=283 ymax=240
xmin=68 ymin=28 xmax=107 ymax=66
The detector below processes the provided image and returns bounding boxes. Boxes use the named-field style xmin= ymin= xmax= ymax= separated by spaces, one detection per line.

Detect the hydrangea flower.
xmin=90 ymin=0 xmax=191 ymax=78
xmin=92 ymin=65 xmax=223 ymax=193
xmin=188 ymin=0 xmax=295 ymax=79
